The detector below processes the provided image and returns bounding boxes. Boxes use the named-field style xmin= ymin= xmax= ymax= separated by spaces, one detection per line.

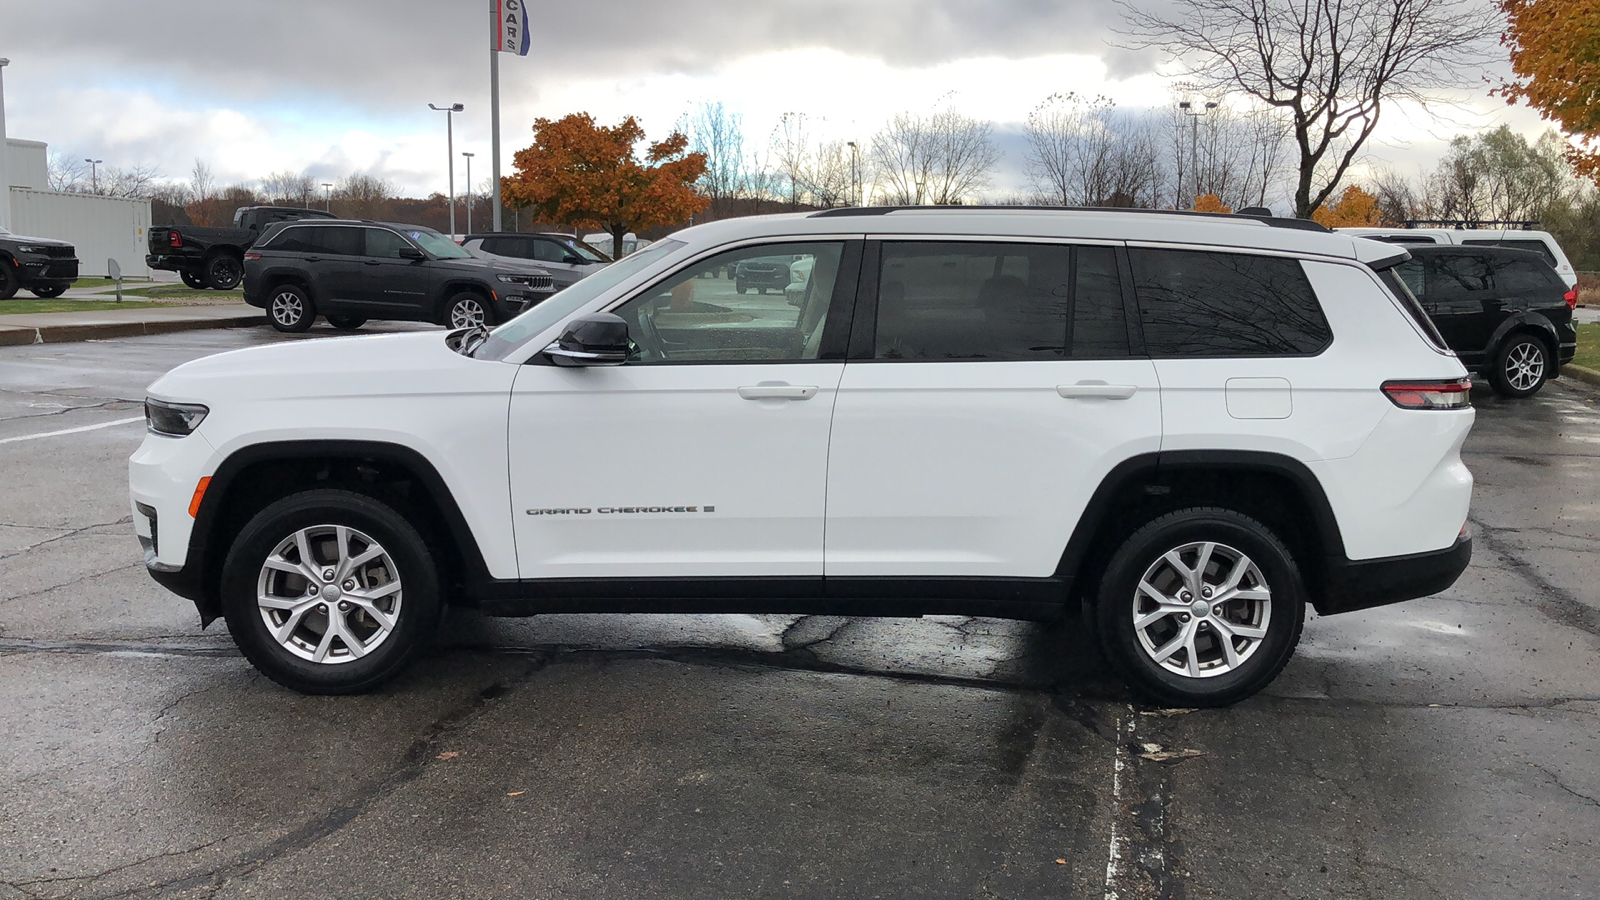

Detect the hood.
xmin=432 ymin=254 xmax=551 ymax=277
xmin=3 ymin=233 xmax=74 ymax=249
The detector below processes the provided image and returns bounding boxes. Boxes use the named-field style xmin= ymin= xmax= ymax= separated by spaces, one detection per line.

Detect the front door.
xmin=824 ymin=240 xmax=1162 ymax=578
xmin=359 ymin=227 xmax=432 ymax=315
xmin=508 ymin=240 xmax=856 ymax=580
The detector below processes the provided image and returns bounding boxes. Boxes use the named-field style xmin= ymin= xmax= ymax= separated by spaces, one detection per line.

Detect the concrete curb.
xmin=0 ymin=313 xmax=262 ymax=347
xmin=1562 ymin=364 xmax=1600 ymax=389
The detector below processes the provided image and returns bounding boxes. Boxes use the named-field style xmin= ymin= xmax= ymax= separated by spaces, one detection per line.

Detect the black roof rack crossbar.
xmin=807 ymin=205 xmax=1330 ymax=232
xmin=1401 ymin=219 xmax=1540 ymax=230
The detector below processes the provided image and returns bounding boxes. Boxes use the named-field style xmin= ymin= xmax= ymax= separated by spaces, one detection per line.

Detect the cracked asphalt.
xmin=1 ymin=326 xmax=1597 ymax=899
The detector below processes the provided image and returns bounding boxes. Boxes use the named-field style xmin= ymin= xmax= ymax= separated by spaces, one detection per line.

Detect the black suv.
xmin=242 ymin=221 xmax=555 ymax=332
xmin=1393 ymin=245 xmax=1577 ymax=397
xmin=733 ymin=256 xmax=792 ymax=294
xmin=0 ymin=225 xmax=79 ymax=299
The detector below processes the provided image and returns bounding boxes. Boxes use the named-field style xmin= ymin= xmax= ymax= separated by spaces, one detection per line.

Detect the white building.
xmin=1 ymin=59 xmax=152 ymax=277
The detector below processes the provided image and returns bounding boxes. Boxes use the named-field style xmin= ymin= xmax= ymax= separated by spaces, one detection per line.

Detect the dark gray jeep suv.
xmin=242 ymin=221 xmax=554 ymax=332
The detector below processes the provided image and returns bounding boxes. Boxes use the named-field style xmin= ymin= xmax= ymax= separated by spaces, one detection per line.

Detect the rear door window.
xmin=1128 ymin=248 xmax=1332 ymax=357
xmin=1428 ymin=254 xmax=1494 ymax=300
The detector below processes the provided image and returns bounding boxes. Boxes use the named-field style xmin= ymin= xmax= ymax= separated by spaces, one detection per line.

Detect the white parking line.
xmin=0 ymin=416 xmax=145 ymax=445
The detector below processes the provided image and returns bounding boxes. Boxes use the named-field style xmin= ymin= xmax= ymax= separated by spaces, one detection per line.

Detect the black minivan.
xmin=1392 ymin=245 xmax=1577 ymax=398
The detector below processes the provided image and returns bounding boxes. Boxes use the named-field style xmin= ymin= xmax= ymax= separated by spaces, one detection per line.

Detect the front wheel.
xmin=220 ymin=489 xmax=442 ymax=694
xmin=1092 ymin=507 xmax=1306 ymax=707
xmin=0 ymin=264 xmax=18 ymax=300
xmin=28 ymin=284 xmax=67 ymax=299
xmin=1488 ymin=335 xmax=1548 ymax=398
xmin=444 ymin=292 xmax=495 ymax=329
xmin=204 ymin=253 xmax=244 ymax=290
xmin=267 ymin=284 xmax=316 ymax=332
xmin=180 ymin=270 xmax=208 ymax=290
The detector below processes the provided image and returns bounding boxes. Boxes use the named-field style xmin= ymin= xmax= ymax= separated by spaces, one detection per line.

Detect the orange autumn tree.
xmin=1193 ymin=194 xmax=1232 ymax=213
xmin=1311 ymin=185 xmax=1384 ymax=227
xmin=502 ymin=114 xmax=709 ymax=259
xmin=1497 ymin=0 xmax=1600 ymax=183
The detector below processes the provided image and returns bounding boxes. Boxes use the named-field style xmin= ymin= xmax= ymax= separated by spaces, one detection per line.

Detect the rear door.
xmin=824 ymin=239 xmax=1161 ymax=578
xmin=1426 ymin=252 xmax=1497 ymax=353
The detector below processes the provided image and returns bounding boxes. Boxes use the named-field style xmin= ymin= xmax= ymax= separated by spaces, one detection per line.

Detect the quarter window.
xmin=612 ymin=242 xmax=844 ymax=363
xmin=1492 ymin=257 xmax=1558 ymax=294
xmin=872 ymin=242 xmax=1129 ymax=361
xmin=1129 ymin=248 xmax=1331 ymax=357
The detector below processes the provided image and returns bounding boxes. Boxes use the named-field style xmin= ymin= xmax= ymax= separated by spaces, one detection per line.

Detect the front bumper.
xmin=1314 ymin=531 xmax=1473 ymax=615
xmin=16 ymin=255 xmax=79 ymax=283
xmin=496 ymin=287 xmax=557 ymax=317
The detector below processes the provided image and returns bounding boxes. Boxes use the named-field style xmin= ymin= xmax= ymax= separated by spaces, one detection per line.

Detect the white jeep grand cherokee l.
xmin=130 ymin=207 xmax=1475 ymax=706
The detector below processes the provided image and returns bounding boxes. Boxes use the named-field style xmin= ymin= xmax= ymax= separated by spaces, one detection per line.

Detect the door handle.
xmin=1057 ymin=383 xmax=1138 ymax=400
xmin=363 ymin=260 xmax=382 ymax=266
xmin=304 ymin=256 xmax=323 ymax=263
xmin=738 ymin=385 xmax=818 ymax=401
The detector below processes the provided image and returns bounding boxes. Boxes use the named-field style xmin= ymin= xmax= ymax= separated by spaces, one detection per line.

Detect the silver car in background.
xmin=461 ymin=232 xmax=611 ymax=290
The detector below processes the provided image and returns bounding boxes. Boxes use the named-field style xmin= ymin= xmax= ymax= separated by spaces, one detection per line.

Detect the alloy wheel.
xmin=1504 ymin=341 xmax=1545 ymax=393
xmin=271 ymin=291 xmax=304 ymax=327
xmin=450 ymin=297 xmax=487 ymax=329
xmin=1131 ymin=540 xmax=1272 ymax=679
xmin=255 ymin=525 xmax=403 ymax=664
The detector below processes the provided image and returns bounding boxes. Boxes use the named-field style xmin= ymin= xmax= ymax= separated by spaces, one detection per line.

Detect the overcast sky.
xmin=0 ymin=0 xmax=1556 ymax=207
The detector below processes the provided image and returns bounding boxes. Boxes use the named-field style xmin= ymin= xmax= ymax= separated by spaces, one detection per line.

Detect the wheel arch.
xmin=434 ymin=280 xmax=495 ymax=321
xmin=1487 ymin=314 xmax=1561 ymax=374
xmin=1057 ymin=451 xmax=1346 ymax=611
xmin=185 ymin=440 xmax=491 ymax=625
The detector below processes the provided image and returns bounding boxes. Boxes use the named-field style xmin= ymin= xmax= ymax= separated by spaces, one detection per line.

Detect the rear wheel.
xmin=1092 ymin=507 xmax=1306 ymax=707
xmin=220 ymin=489 xmax=441 ymax=694
xmin=1488 ymin=334 xmax=1549 ymax=398
xmin=327 ymin=315 xmax=367 ymax=331
xmin=267 ymin=284 xmax=316 ymax=332
xmin=204 ymin=253 xmax=243 ymax=290
xmin=444 ymin=292 xmax=495 ymax=329
xmin=28 ymin=284 xmax=67 ymax=299
xmin=736 ymin=278 xmax=748 ymax=294
xmin=180 ymin=270 xmax=208 ymax=290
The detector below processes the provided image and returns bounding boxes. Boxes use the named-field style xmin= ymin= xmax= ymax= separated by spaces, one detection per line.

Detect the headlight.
xmin=497 ymin=273 xmax=539 ymax=285
xmin=145 ymin=398 xmax=209 ymax=436
xmin=13 ymin=244 xmax=48 ymax=254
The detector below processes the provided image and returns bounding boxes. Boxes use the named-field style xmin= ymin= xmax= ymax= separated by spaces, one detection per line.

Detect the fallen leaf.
xmin=1140 ymin=708 xmax=1198 ymax=717
xmin=1136 ymin=743 xmax=1206 ymax=763
xmin=507 ymin=791 xmax=526 ymax=797
xmin=1055 ymin=858 xmax=1067 ymax=865
xmin=436 ymin=751 xmax=460 ymax=761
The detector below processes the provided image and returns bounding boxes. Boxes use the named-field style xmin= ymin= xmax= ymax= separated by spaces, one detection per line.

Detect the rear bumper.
xmin=1314 ymin=531 xmax=1472 ymax=615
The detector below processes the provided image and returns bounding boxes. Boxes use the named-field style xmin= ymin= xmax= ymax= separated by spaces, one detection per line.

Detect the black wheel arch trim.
xmin=174 ymin=439 xmax=493 ymax=625
xmin=1486 ymin=313 xmax=1562 ymax=375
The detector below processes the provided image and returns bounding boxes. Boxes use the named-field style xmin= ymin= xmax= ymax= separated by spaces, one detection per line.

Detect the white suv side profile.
xmin=130 ymin=208 xmax=1475 ymax=706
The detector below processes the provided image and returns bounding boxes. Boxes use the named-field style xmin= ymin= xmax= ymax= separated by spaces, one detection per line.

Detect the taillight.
xmin=1564 ymin=289 xmax=1577 ymax=310
xmin=243 ymin=252 xmax=262 ymax=261
xmin=1382 ymin=378 xmax=1473 ymax=410
xmin=168 ymin=231 xmax=183 ymax=249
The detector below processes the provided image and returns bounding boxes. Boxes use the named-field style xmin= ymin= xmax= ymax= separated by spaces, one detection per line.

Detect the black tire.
xmin=0 ymin=263 xmax=18 ymax=300
xmin=327 ymin=315 xmax=367 ymax=331
xmin=220 ymin=489 xmax=442 ymax=695
xmin=736 ymin=278 xmax=747 ymax=294
xmin=1092 ymin=507 xmax=1306 ymax=708
xmin=28 ymin=284 xmax=67 ymax=299
xmin=180 ymin=270 xmax=208 ymax=290
xmin=443 ymin=291 xmax=495 ymax=329
xmin=203 ymin=253 xmax=244 ymax=290
xmin=266 ymin=283 xmax=316 ymax=332
xmin=1487 ymin=333 xmax=1549 ymax=398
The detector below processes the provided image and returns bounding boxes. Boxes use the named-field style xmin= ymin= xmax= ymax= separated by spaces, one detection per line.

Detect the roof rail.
xmin=807 ymin=205 xmax=1330 ymax=233
xmin=1401 ymin=219 xmax=1540 ymax=230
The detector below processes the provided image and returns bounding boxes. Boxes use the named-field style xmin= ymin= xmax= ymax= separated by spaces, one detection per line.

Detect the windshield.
xmin=408 ymin=229 xmax=472 ymax=259
xmin=563 ymin=239 xmax=611 ymax=263
xmin=475 ymin=239 xmax=685 ymax=360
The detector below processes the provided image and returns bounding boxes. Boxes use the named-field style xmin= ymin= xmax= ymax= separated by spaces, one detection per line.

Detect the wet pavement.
xmin=1 ymin=326 xmax=1597 ymax=899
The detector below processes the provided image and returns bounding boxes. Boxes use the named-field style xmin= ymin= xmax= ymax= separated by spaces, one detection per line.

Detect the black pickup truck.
xmin=148 ymin=206 xmax=334 ymax=289
xmin=0 ymin=225 xmax=78 ymax=300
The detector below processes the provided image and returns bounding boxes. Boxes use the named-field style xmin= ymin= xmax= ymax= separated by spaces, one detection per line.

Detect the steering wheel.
xmin=636 ymin=306 xmax=667 ymax=361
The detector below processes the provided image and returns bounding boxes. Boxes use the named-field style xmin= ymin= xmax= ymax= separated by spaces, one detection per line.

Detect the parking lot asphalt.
xmin=1 ymin=325 xmax=1597 ymax=899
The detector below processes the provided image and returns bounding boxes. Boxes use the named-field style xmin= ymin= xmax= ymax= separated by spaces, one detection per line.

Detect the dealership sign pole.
xmin=491 ymin=0 xmax=531 ymax=232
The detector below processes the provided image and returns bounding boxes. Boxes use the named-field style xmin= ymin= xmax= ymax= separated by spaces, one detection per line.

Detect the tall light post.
xmin=915 ymin=181 xmax=925 ymax=206
xmin=428 ymin=102 xmax=464 ymax=236
xmin=0 ymin=58 xmax=11 ymax=231
xmin=321 ymin=182 xmax=333 ymax=211
xmin=461 ymin=152 xmax=475 ymax=235
xmin=847 ymin=141 xmax=859 ymax=207
xmin=1177 ymin=100 xmax=1218 ymax=209
xmin=85 ymin=158 xmax=104 ymax=194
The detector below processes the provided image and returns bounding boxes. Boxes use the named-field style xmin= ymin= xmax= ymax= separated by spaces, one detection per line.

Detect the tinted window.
xmin=266 ymin=225 xmax=360 ymax=256
xmin=1428 ymin=254 xmax=1493 ymax=300
xmin=874 ymin=242 xmax=1127 ymax=361
xmin=364 ymin=228 xmax=412 ymax=259
xmin=1464 ymin=238 xmax=1557 ymax=266
xmin=479 ymin=236 xmax=529 ymax=258
xmin=529 ymin=239 xmax=568 ymax=263
xmin=1493 ymin=257 xmax=1559 ymax=294
xmin=1129 ymin=248 xmax=1331 ymax=357
xmin=1395 ymin=259 xmax=1426 ymax=298
xmin=613 ymin=242 xmax=843 ymax=363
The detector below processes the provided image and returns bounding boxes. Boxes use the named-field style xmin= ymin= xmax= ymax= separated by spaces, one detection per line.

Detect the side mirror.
xmin=545 ymin=313 xmax=630 ymax=367
xmin=564 ymin=255 xmax=584 ymax=265
xmin=399 ymin=247 xmax=426 ymax=260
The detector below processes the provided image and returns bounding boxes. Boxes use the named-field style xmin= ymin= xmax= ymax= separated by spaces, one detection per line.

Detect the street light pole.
xmin=429 ymin=102 xmax=464 ymax=236
xmin=85 ymin=158 xmax=103 ymax=194
xmin=462 ymin=152 xmax=475 ymax=235
xmin=321 ymin=182 xmax=333 ymax=211
xmin=1177 ymin=100 xmax=1218 ymax=209
xmin=847 ymin=141 xmax=859 ymax=207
